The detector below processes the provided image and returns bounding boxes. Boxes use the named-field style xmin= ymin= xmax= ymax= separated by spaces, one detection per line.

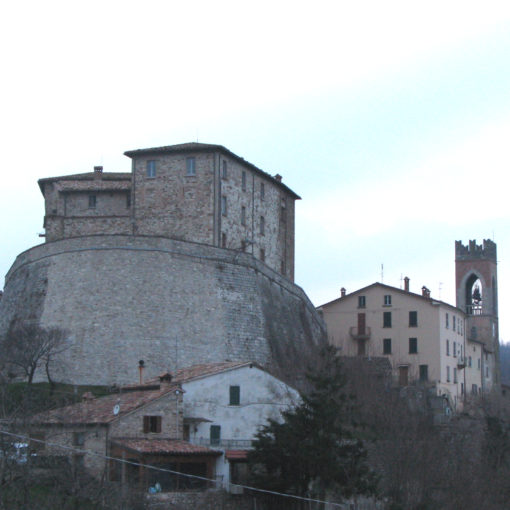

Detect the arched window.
xmin=465 ymin=274 xmax=482 ymax=315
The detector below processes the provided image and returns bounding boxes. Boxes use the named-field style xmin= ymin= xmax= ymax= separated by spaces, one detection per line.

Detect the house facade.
xmin=29 ymin=362 xmax=299 ymax=493
xmin=38 ymin=142 xmax=299 ymax=280
xmin=319 ymin=281 xmax=483 ymax=410
xmin=173 ymin=361 xmax=300 ymax=490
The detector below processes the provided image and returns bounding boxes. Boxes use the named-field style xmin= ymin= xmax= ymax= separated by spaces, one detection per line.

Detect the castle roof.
xmin=38 ymin=172 xmax=131 ymax=194
xmin=124 ymin=142 xmax=301 ymax=199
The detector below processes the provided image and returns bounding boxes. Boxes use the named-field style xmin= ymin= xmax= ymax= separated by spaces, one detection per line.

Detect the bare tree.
xmin=1 ymin=321 xmax=68 ymax=386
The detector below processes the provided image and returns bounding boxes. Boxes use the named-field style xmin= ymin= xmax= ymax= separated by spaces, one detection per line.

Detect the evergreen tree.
xmin=248 ymin=346 xmax=376 ymax=505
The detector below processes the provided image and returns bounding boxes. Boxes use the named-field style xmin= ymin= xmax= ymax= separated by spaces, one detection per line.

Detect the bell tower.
xmin=455 ymin=239 xmax=499 ymax=391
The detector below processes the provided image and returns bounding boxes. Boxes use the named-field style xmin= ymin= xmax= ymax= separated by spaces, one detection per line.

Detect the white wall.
xmin=182 ymin=365 xmax=300 ymax=488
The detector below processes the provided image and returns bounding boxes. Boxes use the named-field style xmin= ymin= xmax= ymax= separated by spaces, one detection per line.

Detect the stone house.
xmin=318 ymin=280 xmax=483 ymax=411
xmin=38 ymin=142 xmax=300 ymax=280
xmin=29 ymin=361 xmax=299 ymax=493
xmin=30 ymin=375 xmax=220 ymax=491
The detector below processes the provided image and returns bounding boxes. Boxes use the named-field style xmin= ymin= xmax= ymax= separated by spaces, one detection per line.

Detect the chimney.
xmin=138 ymin=360 xmax=145 ymax=385
xmin=422 ymin=286 xmax=430 ymax=298
xmin=404 ymin=277 xmax=410 ymax=292
xmin=159 ymin=372 xmax=173 ymax=390
xmin=274 ymin=174 xmax=282 ymax=182
xmin=340 ymin=287 xmax=346 ymax=297
xmin=94 ymin=166 xmax=103 ymax=179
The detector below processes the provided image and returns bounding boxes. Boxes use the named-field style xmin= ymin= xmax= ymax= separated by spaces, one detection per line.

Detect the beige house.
xmin=318 ymin=281 xmax=483 ymax=410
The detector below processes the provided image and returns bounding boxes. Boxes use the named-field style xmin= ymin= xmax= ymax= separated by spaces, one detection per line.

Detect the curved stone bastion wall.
xmin=0 ymin=235 xmax=326 ymax=385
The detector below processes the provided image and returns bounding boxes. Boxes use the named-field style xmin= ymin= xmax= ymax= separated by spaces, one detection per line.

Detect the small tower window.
xmin=186 ymin=157 xmax=196 ymax=176
xmin=88 ymin=195 xmax=97 ymax=209
xmin=242 ymin=171 xmax=246 ymax=191
xmin=146 ymin=160 xmax=156 ymax=178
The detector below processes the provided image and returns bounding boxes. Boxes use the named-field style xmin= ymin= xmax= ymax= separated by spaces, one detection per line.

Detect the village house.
xmin=318 ymin=280 xmax=482 ymax=411
xmin=29 ymin=361 xmax=299 ymax=493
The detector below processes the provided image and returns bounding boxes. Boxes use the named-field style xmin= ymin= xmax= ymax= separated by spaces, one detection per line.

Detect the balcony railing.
xmin=349 ymin=326 xmax=371 ymax=340
xmin=190 ymin=438 xmax=253 ymax=449
xmin=466 ymin=305 xmax=483 ymax=316
xmin=457 ymin=357 xmax=466 ymax=369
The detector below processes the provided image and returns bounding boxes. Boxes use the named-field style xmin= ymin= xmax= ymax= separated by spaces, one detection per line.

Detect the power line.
xmin=0 ymin=429 xmax=349 ymax=508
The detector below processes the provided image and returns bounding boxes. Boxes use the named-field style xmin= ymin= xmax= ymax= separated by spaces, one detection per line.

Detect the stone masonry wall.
xmin=0 ymin=235 xmax=326 ymax=386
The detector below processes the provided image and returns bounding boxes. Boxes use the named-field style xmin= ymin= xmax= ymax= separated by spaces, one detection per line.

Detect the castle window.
xmin=419 ymin=365 xmax=428 ymax=382
xmin=210 ymin=425 xmax=221 ymax=446
xmin=229 ymin=385 xmax=240 ymax=405
xmin=147 ymin=160 xmax=156 ymax=178
xmin=478 ymin=358 xmax=481 ymax=370
xmin=221 ymin=233 xmax=227 ymax=248
xmin=409 ymin=337 xmax=417 ymax=354
xmin=143 ymin=416 xmax=162 ymax=433
xmin=409 ymin=311 xmax=418 ymax=327
xmin=260 ymin=216 xmax=265 ymax=235
xmin=358 ymin=296 xmax=366 ymax=308
xmin=242 ymin=171 xmax=246 ymax=191
xmin=260 ymin=248 xmax=265 ymax=262
xmin=453 ymin=341 xmax=456 ymax=357
xmin=447 ymin=366 xmax=451 ymax=382
xmin=384 ymin=295 xmax=392 ymax=306
xmin=186 ymin=157 xmax=196 ymax=176
xmin=260 ymin=182 xmax=265 ymax=200
xmin=222 ymin=160 xmax=227 ymax=179
xmin=453 ymin=316 xmax=456 ymax=331
xmin=126 ymin=193 xmax=131 ymax=208
xmin=454 ymin=367 xmax=458 ymax=383
xmin=446 ymin=313 xmax=449 ymax=328
xmin=468 ymin=356 xmax=472 ymax=367
xmin=383 ymin=311 xmax=392 ymax=328
xmin=88 ymin=195 xmax=96 ymax=209
xmin=221 ymin=196 xmax=227 ymax=216
xmin=383 ymin=338 xmax=391 ymax=355
xmin=241 ymin=206 xmax=246 ymax=226
xmin=446 ymin=340 xmax=450 ymax=356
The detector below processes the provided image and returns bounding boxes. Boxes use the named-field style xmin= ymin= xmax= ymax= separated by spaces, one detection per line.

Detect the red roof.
xmin=111 ymin=438 xmax=221 ymax=456
xmin=32 ymin=385 xmax=180 ymax=425
xmin=225 ymin=450 xmax=249 ymax=460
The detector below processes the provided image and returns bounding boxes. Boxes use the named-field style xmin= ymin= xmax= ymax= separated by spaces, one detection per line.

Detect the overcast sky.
xmin=1 ymin=1 xmax=509 ymax=339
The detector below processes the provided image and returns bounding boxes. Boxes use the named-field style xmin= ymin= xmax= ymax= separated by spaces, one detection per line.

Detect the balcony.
xmin=466 ymin=305 xmax=483 ymax=316
xmin=457 ymin=357 xmax=466 ymax=369
xmin=191 ymin=438 xmax=253 ymax=449
xmin=349 ymin=326 xmax=371 ymax=341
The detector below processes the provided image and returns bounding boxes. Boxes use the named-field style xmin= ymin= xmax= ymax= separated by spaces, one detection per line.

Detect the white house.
xmin=171 ymin=361 xmax=300 ymax=491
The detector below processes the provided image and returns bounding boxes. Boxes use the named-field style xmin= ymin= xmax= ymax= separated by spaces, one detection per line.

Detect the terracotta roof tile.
xmin=143 ymin=361 xmax=260 ymax=387
xmin=32 ymin=385 xmax=180 ymax=425
xmin=111 ymin=438 xmax=221 ymax=456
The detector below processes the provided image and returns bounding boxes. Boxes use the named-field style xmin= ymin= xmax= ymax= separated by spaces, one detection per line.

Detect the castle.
xmin=0 ymin=143 xmax=326 ymax=385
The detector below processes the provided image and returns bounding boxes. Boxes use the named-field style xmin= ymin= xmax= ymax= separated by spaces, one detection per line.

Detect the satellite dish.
xmin=113 ymin=404 xmax=120 ymax=415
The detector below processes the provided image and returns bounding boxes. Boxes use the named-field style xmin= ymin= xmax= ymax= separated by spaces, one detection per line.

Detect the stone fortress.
xmin=0 ymin=143 xmax=326 ymax=385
